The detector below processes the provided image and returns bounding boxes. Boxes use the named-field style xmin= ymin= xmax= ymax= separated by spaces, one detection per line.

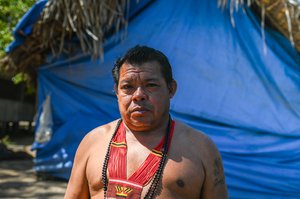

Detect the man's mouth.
xmin=131 ymin=106 xmax=149 ymax=113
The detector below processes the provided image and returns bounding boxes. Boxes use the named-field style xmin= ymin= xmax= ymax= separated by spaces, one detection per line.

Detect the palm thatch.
xmin=36 ymin=0 xmax=128 ymax=59
xmin=219 ymin=0 xmax=300 ymax=52
xmin=0 ymin=0 xmax=299 ymax=84
xmin=0 ymin=0 xmax=128 ymax=84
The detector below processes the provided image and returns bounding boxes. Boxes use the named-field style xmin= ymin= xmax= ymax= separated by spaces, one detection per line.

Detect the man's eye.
xmin=147 ymin=83 xmax=158 ymax=87
xmin=121 ymin=85 xmax=133 ymax=89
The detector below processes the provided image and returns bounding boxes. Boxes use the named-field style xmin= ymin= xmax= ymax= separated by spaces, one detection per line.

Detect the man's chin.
xmin=126 ymin=117 xmax=154 ymax=131
xmin=132 ymin=118 xmax=152 ymax=126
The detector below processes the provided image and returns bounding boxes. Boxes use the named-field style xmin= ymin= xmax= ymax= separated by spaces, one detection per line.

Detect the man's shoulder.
xmin=80 ymin=119 xmax=121 ymax=146
xmin=74 ymin=119 xmax=121 ymax=161
xmin=173 ymin=120 xmax=219 ymax=156
xmin=174 ymin=120 xmax=211 ymax=142
xmin=90 ymin=119 xmax=120 ymax=135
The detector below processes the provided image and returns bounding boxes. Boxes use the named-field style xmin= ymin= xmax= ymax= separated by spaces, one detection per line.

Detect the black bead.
xmin=102 ymin=116 xmax=172 ymax=199
xmin=101 ymin=119 xmax=122 ymax=198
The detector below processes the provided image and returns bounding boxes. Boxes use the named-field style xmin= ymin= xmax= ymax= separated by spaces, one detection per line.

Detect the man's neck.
xmin=124 ymin=118 xmax=170 ymax=149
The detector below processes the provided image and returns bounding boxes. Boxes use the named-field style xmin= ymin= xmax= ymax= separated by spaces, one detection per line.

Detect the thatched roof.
xmin=220 ymin=0 xmax=300 ymax=52
xmin=0 ymin=0 xmax=127 ymax=84
xmin=0 ymin=0 xmax=299 ymax=84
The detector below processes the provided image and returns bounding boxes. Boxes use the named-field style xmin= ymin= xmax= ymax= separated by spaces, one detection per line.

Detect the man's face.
xmin=116 ymin=61 xmax=176 ymax=132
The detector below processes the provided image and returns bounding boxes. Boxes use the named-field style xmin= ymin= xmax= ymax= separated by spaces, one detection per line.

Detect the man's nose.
xmin=132 ymin=87 xmax=147 ymax=101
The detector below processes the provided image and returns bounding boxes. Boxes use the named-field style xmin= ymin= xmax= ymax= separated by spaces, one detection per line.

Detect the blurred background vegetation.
xmin=0 ymin=1 xmax=36 ymax=144
xmin=0 ymin=0 xmax=35 ymax=58
xmin=0 ymin=0 xmax=36 ymax=93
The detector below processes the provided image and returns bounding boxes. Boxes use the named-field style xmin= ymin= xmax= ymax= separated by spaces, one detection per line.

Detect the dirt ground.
xmin=0 ymin=133 xmax=67 ymax=199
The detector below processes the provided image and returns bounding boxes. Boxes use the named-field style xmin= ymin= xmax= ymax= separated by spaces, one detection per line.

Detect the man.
xmin=65 ymin=46 xmax=228 ymax=199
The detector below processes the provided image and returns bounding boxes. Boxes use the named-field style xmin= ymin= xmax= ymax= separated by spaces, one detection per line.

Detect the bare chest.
xmin=157 ymin=156 xmax=204 ymax=199
xmin=86 ymin=146 xmax=203 ymax=199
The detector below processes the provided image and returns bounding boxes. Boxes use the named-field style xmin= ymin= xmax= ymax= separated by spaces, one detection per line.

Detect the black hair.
xmin=112 ymin=45 xmax=173 ymax=86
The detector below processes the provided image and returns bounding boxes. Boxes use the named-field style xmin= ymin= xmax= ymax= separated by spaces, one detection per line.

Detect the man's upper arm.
xmin=64 ymin=134 xmax=91 ymax=199
xmin=200 ymin=137 xmax=228 ymax=199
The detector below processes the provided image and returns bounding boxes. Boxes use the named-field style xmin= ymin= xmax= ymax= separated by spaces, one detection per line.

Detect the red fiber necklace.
xmin=102 ymin=118 xmax=175 ymax=199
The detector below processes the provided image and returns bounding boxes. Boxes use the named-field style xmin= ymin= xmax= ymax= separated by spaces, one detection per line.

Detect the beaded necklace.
xmin=101 ymin=118 xmax=172 ymax=199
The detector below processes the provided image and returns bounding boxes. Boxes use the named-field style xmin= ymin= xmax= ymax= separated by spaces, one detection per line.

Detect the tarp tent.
xmin=7 ymin=0 xmax=300 ymax=198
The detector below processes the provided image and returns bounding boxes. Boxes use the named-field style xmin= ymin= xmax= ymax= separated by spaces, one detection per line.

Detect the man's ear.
xmin=169 ymin=80 xmax=177 ymax=99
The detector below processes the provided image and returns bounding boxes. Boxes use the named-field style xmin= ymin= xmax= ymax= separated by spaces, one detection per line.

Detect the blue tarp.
xmin=8 ymin=0 xmax=300 ymax=198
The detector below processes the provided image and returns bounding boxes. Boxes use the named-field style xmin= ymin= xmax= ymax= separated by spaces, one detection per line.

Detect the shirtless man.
xmin=64 ymin=46 xmax=228 ymax=199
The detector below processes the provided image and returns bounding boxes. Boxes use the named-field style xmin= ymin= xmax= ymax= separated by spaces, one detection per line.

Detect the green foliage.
xmin=0 ymin=0 xmax=36 ymax=57
xmin=12 ymin=72 xmax=36 ymax=94
xmin=12 ymin=72 xmax=28 ymax=84
xmin=1 ymin=135 xmax=15 ymax=146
